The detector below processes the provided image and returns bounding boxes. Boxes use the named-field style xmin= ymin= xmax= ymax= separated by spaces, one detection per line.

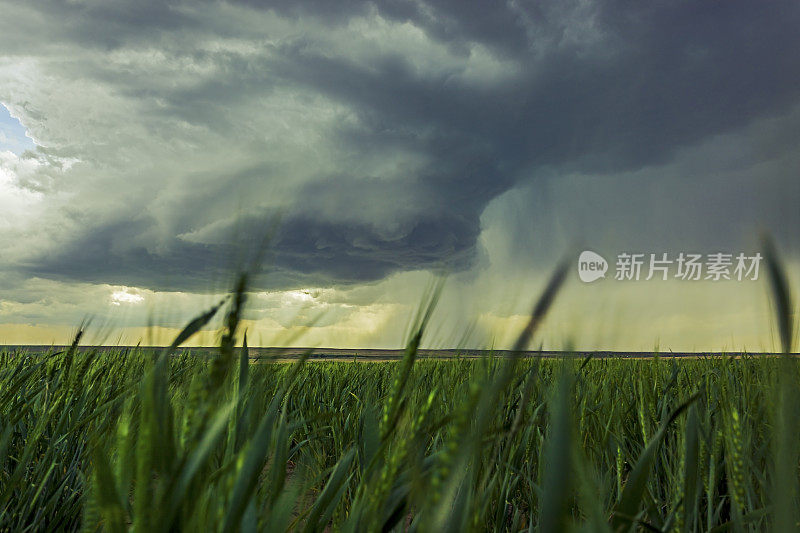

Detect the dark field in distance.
xmin=3 ymin=346 xmax=796 ymax=361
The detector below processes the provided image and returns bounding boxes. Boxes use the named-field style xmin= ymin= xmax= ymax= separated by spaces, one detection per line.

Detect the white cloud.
xmin=110 ymin=289 xmax=145 ymax=306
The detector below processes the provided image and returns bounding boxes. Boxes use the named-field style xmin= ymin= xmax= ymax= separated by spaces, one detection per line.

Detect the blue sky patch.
xmin=0 ymin=104 xmax=35 ymax=155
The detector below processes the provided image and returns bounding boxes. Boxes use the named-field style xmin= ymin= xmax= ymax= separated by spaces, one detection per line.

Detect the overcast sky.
xmin=1 ymin=0 xmax=798 ymax=350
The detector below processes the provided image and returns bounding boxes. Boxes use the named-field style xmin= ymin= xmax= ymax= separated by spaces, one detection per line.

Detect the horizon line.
xmin=1 ymin=345 xmax=797 ymax=358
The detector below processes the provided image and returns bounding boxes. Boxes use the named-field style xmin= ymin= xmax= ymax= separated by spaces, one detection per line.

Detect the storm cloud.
xmin=1 ymin=0 xmax=799 ymax=295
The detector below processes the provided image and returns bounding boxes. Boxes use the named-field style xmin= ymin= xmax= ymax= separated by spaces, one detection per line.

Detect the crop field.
xmin=3 ymin=344 xmax=799 ymax=532
xmin=0 ymin=252 xmax=797 ymax=532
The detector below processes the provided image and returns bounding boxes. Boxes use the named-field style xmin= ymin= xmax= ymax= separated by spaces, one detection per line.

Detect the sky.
xmin=0 ymin=0 xmax=798 ymax=351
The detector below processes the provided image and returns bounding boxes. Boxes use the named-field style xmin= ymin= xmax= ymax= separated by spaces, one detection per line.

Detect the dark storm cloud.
xmin=259 ymin=0 xmax=529 ymax=52
xmin=23 ymin=217 xmax=234 ymax=293
xmin=283 ymin=2 xmax=799 ymax=171
xmin=27 ymin=207 xmax=479 ymax=292
xmin=4 ymin=0 xmax=800 ymax=292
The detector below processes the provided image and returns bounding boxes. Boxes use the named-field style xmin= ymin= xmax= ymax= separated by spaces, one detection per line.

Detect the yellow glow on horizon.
xmin=0 ymin=263 xmax=796 ymax=352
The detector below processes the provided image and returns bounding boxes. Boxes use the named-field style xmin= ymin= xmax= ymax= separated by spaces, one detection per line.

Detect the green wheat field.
xmin=1 ymin=245 xmax=797 ymax=532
